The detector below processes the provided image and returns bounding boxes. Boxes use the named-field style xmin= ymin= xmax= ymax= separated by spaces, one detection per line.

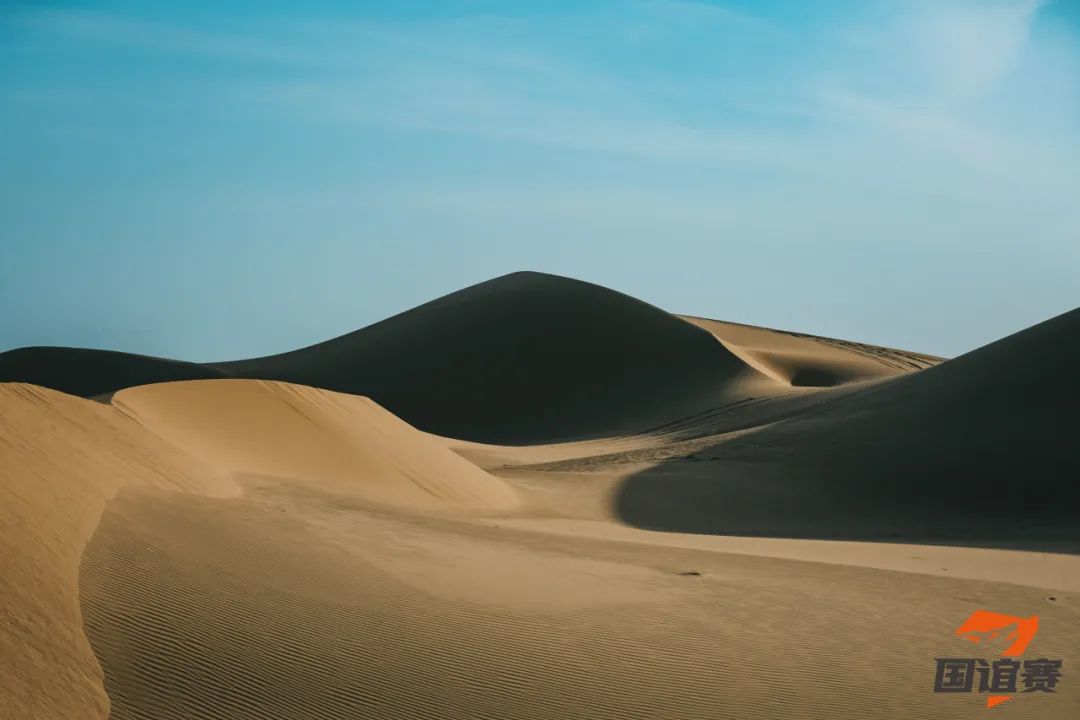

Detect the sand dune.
xmin=113 ymin=380 xmax=517 ymax=511
xmin=3 ymin=272 xmax=775 ymax=443
xmin=0 ymin=272 xmax=942 ymax=443
xmin=215 ymin=272 xmax=771 ymax=443
xmin=0 ymin=379 xmax=515 ymax=719
xmin=617 ymin=307 xmax=1080 ymax=542
xmin=0 ymin=347 xmax=227 ymax=398
xmin=684 ymin=315 xmax=941 ymax=386
xmin=0 ymin=384 xmax=233 ymax=720
xmin=78 ymin=486 xmax=1080 ymax=720
xmin=1 ymin=274 xmax=1078 ymax=719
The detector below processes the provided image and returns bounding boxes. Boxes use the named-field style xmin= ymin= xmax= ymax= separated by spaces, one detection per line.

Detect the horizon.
xmin=2 ymin=0 xmax=1078 ymax=361
xmin=11 ymin=266 xmax=1079 ymax=363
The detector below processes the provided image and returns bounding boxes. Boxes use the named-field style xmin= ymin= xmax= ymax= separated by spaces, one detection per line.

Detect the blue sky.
xmin=1 ymin=0 xmax=1077 ymax=360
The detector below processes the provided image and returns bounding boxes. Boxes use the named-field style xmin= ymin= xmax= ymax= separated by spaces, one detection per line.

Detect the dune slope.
xmin=683 ymin=315 xmax=941 ymax=386
xmin=78 ymin=484 xmax=1080 ymax=720
xmin=1 ymin=296 xmax=1077 ymax=720
xmin=113 ymin=380 xmax=517 ymax=511
xmin=0 ymin=376 xmax=520 ymax=719
xmin=4 ymin=273 xmax=943 ymax=445
xmin=0 ymin=384 xmax=233 ymax=720
xmin=618 ymin=307 xmax=1080 ymax=540
xmin=217 ymin=272 xmax=768 ymax=443
xmin=1 ymin=273 xmax=774 ymax=444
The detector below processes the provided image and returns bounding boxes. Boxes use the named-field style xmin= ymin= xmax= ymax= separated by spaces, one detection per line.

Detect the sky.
xmin=1 ymin=0 xmax=1077 ymax=360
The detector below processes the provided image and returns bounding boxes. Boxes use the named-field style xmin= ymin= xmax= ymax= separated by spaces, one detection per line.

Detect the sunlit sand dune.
xmin=112 ymin=379 xmax=518 ymax=511
xmin=78 ymin=485 xmax=1080 ymax=720
xmin=683 ymin=315 xmax=941 ymax=386
xmin=0 ymin=384 xmax=234 ymax=720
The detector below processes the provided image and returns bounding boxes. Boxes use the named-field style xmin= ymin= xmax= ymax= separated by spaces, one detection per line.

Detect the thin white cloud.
xmin=907 ymin=0 xmax=1045 ymax=100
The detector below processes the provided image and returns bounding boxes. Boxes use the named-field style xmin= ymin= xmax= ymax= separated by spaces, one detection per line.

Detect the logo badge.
xmin=934 ymin=610 xmax=1063 ymax=708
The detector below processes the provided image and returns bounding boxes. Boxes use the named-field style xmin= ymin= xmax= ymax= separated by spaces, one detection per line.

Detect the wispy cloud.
xmin=809 ymin=0 xmax=1077 ymax=203
xmin=906 ymin=0 xmax=1045 ymax=100
xmin=16 ymin=1 xmax=1076 ymax=214
xmin=9 ymin=1 xmax=1077 ymax=185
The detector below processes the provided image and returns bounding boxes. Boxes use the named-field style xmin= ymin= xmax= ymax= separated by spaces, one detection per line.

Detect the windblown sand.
xmin=1 ymin=273 xmax=1077 ymax=719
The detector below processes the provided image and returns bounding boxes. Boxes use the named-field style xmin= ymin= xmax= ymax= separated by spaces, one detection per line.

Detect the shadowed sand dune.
xmin=213 ymin=272 xmax=769 ymax=444
xmin=617 ymin=307 xmax=1080 ymax=542
xmin=2 ymin=272 xmax=940 ymax=444
xmin=0 ymin=347 xmax=228 ymax=398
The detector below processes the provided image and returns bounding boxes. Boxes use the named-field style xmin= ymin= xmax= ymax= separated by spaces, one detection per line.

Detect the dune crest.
xmin=112 ymin=380 xmax=518 ymax=511
xmin=684 ymin=316 xmax=941 ymax=387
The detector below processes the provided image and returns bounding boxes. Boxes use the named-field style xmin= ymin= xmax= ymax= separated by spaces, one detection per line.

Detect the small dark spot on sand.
xmin=1047 ymin=596 xmax=1056 ymax=602
xmin=678 ymin=571 xmax=702 ymax=577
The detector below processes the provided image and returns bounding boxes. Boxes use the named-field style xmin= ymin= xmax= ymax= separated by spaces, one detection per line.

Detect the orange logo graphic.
xmin=955 ymin=610 xmax=1039 ymax=657
xmin=934 ymin=610 xmax=1063 ymax=709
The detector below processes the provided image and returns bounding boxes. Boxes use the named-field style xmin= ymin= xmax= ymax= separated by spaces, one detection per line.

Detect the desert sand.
xmin=1 ymin=271 xmax=1077 ymax=719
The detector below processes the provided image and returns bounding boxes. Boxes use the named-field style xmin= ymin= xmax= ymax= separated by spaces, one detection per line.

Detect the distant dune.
xmin=683 ymin=315 xmax=941 ymax=386
xmin=2 ymin=272 xmax=1077 ymax=720
xmin=0 ymin=272 xmax=939 ymax=443
xmin=214 ymin=272 xmax=773 ymax=443
xmin=0 ymin=347 xmax=228 ymax=398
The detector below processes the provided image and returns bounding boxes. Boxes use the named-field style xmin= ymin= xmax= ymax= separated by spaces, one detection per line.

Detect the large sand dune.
xmin=214 ymin=271 xmax=773 ymax=443
xmin=617 ymin=307 xmax=1080 ymax=542
xmin=1 ymin=272 xmax=939 ymax=443
xmin=1 ymin=273 xmax=1077 ymax=719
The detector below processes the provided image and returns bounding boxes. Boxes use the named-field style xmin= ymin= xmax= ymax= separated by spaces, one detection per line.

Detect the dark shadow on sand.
xmin=616 ymin=307 xmax=1080 ymax=554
